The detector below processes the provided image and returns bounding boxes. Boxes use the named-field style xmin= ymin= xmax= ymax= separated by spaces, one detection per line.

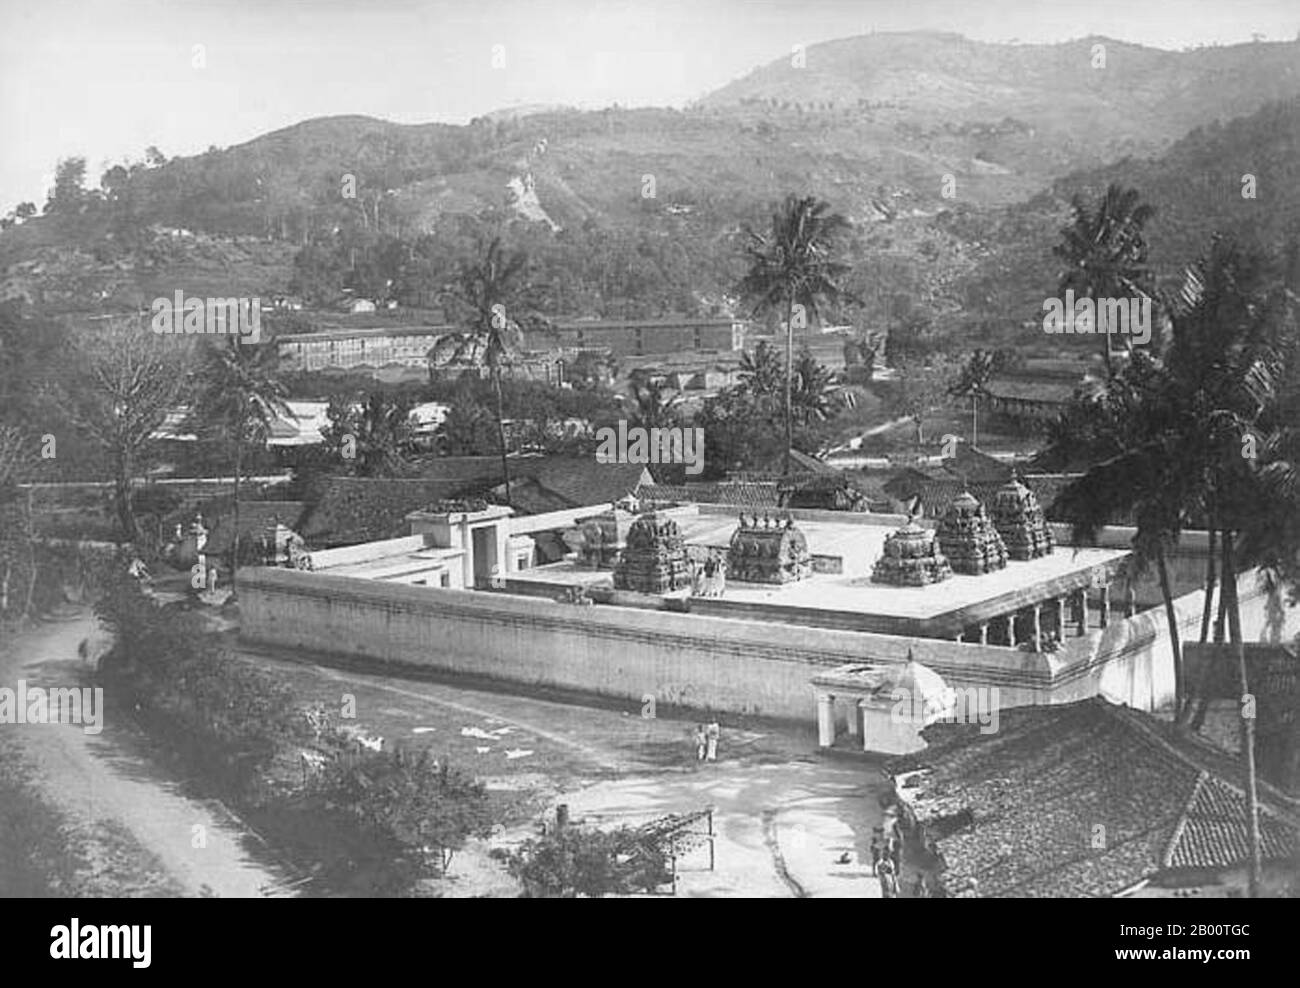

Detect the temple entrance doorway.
xmin=472 ymin=525 xmax=499 ymax=588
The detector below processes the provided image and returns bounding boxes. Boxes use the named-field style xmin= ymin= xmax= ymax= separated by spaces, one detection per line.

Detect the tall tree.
xmin=949 ymin=349 xmax=1004 ymax=447
xmin=189 ymin=336 xmax=291 ymax=585
xmin=889 ymin=353 xmax=959 ymax=447
xmin=1045 ymin=236 xmax=1296 ymax=896
xmin=429 ymin=236 xmax=548 ymax=506
xmin=738 ymin=195 xmax=852 ymax=473
xmin=1053 ymin=183 xmax=1157 ymax=377
xmin=44 ymin=156 xmax=89 ymax=216
xmin=321 ymin=392 xmax=414 ymax=477
xmin=56 ymin=315 xmax=188 ymax=541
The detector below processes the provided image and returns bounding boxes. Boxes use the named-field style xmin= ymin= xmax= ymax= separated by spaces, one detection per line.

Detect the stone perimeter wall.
xmin=237 ymin=567 xmax=1043 ymax=721
xmin=236 ymin=564 xmax=1297 ymax=723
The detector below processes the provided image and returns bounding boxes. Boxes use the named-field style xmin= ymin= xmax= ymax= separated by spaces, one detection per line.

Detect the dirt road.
xmin=0 ymin=609 xmax=286 ymax=897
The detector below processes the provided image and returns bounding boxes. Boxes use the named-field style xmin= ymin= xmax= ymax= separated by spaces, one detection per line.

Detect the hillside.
xmin=948 ymin=96 xmax=1300 ymax=329
xmin=704 ymin=32 xmax=1300 ymax=150
xmin=2 ymin=31 xmax=1297 ymax=335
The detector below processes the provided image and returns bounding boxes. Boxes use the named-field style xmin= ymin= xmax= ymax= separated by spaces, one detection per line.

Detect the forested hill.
xmin=945 ymin=96 xmax=1300 ymax=329
xmin=2 ymin=32 xmax=1298 ymax=341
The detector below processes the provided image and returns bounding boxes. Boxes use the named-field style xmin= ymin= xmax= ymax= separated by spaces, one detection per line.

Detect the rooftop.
xmin=506 ymin=506 xmax=1127 ymax=637
xmin=886 ymin=697 xmax=1300 ymax=897
xmin=553 ymin=317 xmax=741 ymax=330
xmin=275 ymin=325 xmax=453 ymax=342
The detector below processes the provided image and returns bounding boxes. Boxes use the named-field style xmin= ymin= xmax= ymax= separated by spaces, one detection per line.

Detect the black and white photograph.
xmin=0 ymin=0 xmax=1297 ymax=940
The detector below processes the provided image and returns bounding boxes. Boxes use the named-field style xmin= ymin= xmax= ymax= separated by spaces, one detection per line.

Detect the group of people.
xmin=1019 ymin=629 xmax=1063 ymax=653
xmin=692 ymin=721 xmax=721 ymax=763
xmin=693 ymin=551 xmax=727 ymax=598
xmin=870 ymin=817 xmax=932 ymax=898
xmin=870 ymin=830 xmax=902 ymax=897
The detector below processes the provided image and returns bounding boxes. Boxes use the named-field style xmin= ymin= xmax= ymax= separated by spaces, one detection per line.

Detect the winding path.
xmin=0 ymin=609 xmax=285 ymax=897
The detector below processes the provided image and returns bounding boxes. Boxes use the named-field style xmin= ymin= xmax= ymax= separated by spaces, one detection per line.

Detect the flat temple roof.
xmin=508 ymin=512 xmax=1129 ymax=638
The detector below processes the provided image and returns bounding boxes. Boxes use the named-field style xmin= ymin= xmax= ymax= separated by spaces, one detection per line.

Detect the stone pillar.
xmin=859 ymin=701 xmax=872 ymax=753
xmin=1126 ymin=583 xmax=1136 ymax=618
xmin=979 ymin=623 xmax=989 ymax=645
xmin=1077 ymin=589 xmax=1088 ymax=636
xmin=846 ymin=696 xmax=859 ymax=736
xmin=1005 ymin=612 xmax=1016 ymax=646
xmin=1056 ymin=597 xmax=1067 ymax=636
xmin=816 ymin=693 xmax=835 ymax=748
xmin=1100 ymin=583 xmax=1111 ymax=628
xmin=1032 ymin=604 xmax=1043 ymax=643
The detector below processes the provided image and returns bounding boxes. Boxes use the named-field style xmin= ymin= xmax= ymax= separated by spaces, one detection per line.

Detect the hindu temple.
xmin=572 ymin=505 xmax=637 ymax=569
xmin=727 ymin=513 xmax=812 ymax=584
xmin=936 ymin=491 xmax=1008 ymax=575
xmin=991 ymin=478 xmax=1055 ymax=561
xmin=871 ymin=520 xmax=953 ymax=586
xmin=613 ymin=511 xmax=694 ymax=594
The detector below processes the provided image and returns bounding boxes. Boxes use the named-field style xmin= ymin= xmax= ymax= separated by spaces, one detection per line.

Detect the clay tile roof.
xmin=521 ymin=456 xmax=649 ymax=509
xmin=299 ymin=478 xmax=473 ymax=546
xmin=1165 ymin=774 xmax=1297 ymax=870
xmin=886 ymin=697 xmax=1300 ymax=898
xmin=637 ymin=482 xmax=782 ymax=509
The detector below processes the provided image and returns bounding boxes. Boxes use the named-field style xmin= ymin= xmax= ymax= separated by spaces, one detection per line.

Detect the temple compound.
xmin=238 ymin=488 xmax=1300 ymax=754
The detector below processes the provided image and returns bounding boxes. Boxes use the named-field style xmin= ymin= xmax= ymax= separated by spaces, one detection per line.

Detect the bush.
xmin=94 ymin=580 xmax=307 ymax=796
xmin=307 ymin=749 xmax=494 ymax=893
xmin=504 ymin=824 xmax=672 ymax=898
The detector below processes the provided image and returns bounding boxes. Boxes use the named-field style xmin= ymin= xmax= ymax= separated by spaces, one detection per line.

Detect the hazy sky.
xmin=2 ymin=0 xmax=1297 ymax=213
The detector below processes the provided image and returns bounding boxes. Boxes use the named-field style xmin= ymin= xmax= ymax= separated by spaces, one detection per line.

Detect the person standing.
xmin=705 ymin=720 xmax=720 ymax=761
xmin=876 ymin=856 xmax=897 ymax=898
xmin=702 ymin=553 xmax=717 ymax=597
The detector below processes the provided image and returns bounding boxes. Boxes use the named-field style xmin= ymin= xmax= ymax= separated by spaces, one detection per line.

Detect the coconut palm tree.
xmin=1045 ymin=235 xmax=1295 ymax=897
xmin=738 ymin=195 xmax=852 ymax=474
xmin=429 ymin=237 xmax=548 ymax=507
xmin=1054 ymin=183 xmax=1157 ymax=377
xmin=190 ymin=335 xmax=291 ymax=588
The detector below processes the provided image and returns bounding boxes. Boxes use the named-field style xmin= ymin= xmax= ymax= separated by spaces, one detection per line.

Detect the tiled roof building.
xmin=887 ymin=697 xmax=1300 ymax=897
xmin=1186 ymin=642 xmax=1300 ymax=796
xmin=638 ymin=482 xmax=783 ymax=510
xmin=298 ymin=456 xmax=651 ymax=546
